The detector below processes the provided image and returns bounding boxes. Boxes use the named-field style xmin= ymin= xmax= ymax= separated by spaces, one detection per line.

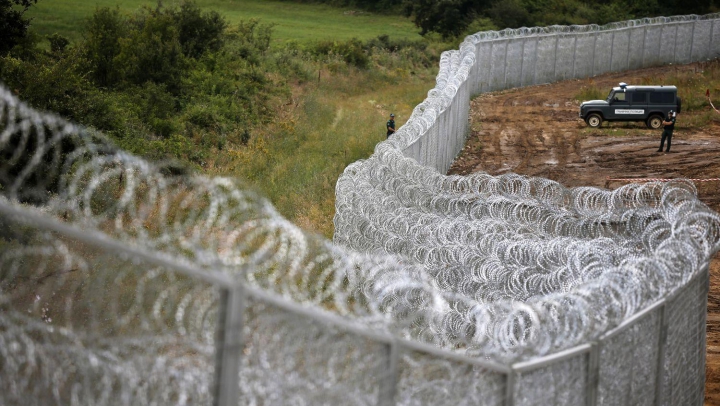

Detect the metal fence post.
xmin=711 ymin=19 xmax=716 ymax=59
xmin=586 ymin=342 xmax=600 ymax=406
xmin=571 ymin=34 xmax=578 ymax=79
xmin=672 ymin=24 xmax=679 ymax=64
xmin=377 ymin=340 xmax=399 ymax=406
xmin=654 ymin=301 xmax=668 ymax=406
xmin=641 ymin=25 xmax=647 ymax=69
xmin=533 ymin=37 xmax=540 ymax=85
xmin=609 ymin=31 xmax=616 ymax=73
xmin=505 ymin=370 xmax=516 ymax=406
xmin=502 ymin=39 xmax=509 ymax=89
xmin=488 ymin=41 xmax=495 ymax=92
xmin=591 ymin=31 xmax=598 ymax=77
xmin=552 ymin=35 xmax=559 ymax=80
xmin=625 ymin=29 xmax=632 ymax=71
xmin=689 ymin=21 xmax=697 ymax=62
xmin=213 ymin=285 xmax=246 ymax=406
xmin=519 ymin=37 xmax=527 ymax=86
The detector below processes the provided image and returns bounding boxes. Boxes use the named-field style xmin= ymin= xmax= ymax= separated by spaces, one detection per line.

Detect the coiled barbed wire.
xmin=334 ymin=11 xmax=720 ymax=362
xmin=0 ymin=12 xmax=719 ymax=405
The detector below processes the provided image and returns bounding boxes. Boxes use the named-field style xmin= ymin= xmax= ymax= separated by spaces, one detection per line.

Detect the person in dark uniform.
xmin=386 ymin=113 xmax=395 ymax=138
xmin=658 ymin=110 xmax=675 ymax=153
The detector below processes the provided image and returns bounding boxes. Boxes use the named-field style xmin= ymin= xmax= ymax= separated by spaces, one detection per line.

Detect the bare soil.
xmin=448 ymin=63 xmax=720 ymax=405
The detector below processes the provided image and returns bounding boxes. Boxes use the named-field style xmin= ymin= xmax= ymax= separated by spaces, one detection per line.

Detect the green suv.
xmin=579 ymin=83 xmax=681 ymax=129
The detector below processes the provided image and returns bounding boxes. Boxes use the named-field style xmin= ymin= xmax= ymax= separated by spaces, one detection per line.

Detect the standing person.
xmin=386 ymin=113 xmax=395 ymax=138
xmin=658 ymin=110 xmax=675 ymax=153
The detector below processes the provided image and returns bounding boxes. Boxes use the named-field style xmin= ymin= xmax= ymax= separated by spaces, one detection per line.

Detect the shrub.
xmin=173 ymin=0 xmax=227 ymax=59
xmin=84 ymin=7 xmax=127 ymax=88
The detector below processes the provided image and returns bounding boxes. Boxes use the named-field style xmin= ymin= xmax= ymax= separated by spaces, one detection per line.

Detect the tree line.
xmin=283 ymin=0 xmax=719 ymax=38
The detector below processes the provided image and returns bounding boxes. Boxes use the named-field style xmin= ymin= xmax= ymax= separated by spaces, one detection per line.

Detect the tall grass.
xmin=211 ymin=63 xmax=436 ymax=238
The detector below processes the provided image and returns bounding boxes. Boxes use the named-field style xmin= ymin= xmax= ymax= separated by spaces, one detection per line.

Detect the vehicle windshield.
xmin=607 ymin=90 xmax=626 ymax=103
xmin=606 ymin=90 xmax=614 ymax=102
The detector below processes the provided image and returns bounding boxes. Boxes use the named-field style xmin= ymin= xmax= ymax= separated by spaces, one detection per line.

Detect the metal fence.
xmin=331 ymin=12 xmax=720 ymax=406
xmin=1 ymin=198 xmax=711 ymax=405
xmin=2 ymin=13 xmax=720 ymax=406
xmin=395 ymin=14 xmax=720 ymax=174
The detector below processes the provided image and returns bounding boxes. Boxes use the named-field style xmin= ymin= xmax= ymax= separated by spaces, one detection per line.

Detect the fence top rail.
xmin=0 ymin=197 xmax=234 ymax=287
xmin=512 ymin=343 xmax=592 ymax=373
xmin=468 ymin=13 xmax=720 ymax=43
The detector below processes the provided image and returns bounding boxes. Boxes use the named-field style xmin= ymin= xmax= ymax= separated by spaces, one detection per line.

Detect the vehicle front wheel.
xmin=585 ymin=113 xmax=602 ymax=128
xmin=646 ymin=115 xmax=663 ymax=129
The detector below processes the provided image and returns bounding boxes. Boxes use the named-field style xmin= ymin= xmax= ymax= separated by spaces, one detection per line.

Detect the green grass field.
xmin=20 ymin=0 xmax=438 ymax=238
xmin=27 ymin=0 xmax=422 ymax=45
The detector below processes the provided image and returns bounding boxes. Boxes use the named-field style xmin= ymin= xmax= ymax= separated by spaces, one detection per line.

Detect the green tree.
xmin=84 ymin=7 xmax=127 ymax=88
xmin=114 ymin=5 xmax=186 ymax=93
xmin=403 ymin=0 xmax=490 ymax=38
xmin=173 ymin=0 xmax=227 ymax=59
xmin=0 ymin=0 xmax=38 ymax=55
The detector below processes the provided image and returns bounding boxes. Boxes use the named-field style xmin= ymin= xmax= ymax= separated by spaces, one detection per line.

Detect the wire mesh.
xmin=512 ymin=353 xmax=588 ymax=405
xmin=1 ymin=12 xmax=720 ymax=406
xmin=396 ymin=350 xmax=506 ymax=406
xmin=597 ymin=305 xmax=663 ymax=406
xmin=0 ymin=215 xmax=219 ymax=406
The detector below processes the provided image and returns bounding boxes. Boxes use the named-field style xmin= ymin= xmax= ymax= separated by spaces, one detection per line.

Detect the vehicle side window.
xmin=612 ymin=92 xmax=627 ymax=103
xmin=649 ymin=92 xmax=675 ymax=104
xmin=631 ymin=92 xmax=648 ymax=103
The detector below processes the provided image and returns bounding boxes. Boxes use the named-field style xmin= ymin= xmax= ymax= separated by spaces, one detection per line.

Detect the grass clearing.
xmin=27 ymin=0 xmax=422 ymax=46
xmin=213 ymin=67 xmax=436 ymax=237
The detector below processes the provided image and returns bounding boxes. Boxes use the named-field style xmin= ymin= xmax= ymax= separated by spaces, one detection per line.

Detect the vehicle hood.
xmin=580 ymin=100 xmax=608 ymax=107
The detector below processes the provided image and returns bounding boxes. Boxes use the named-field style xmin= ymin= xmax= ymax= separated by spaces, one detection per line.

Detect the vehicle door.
xmin=608 ymin=90 xmax=629 ymax=119
xmin=625 ymin=91 xmax=649 ymax=120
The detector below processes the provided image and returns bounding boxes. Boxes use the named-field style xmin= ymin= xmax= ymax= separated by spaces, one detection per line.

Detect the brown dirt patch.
xmin=448 ymin=62 xmax=720 ymax=405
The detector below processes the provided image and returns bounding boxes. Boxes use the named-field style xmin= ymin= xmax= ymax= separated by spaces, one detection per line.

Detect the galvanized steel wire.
xmin=1 ymin=12 xmax=720 ymax=406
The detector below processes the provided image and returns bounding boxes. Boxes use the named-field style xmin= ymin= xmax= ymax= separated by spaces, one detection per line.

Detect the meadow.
xmin=14 ymin=1 xmax=439 ymax=239
xmin=26 ymin=0 xmax=423 ymax=45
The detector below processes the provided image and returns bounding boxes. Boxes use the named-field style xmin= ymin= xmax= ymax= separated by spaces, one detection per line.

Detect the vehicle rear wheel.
xmin=646 ymin=115 xmax=663 ymax=129
xmin=585 ymin=113 xmax=602 ymax=128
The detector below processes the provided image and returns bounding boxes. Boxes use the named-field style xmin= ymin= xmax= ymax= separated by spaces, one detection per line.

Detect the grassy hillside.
xmin=26 ymin=0 xmax=422 ymax=45
xmin=9 ymin=1 xmax=439 ymax=239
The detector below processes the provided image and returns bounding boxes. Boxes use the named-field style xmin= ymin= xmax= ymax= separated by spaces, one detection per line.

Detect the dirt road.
xmin=448 ymin=63 xmax=720 ymax=404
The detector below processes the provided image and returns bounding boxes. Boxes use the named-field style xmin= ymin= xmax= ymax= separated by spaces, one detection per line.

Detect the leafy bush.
xmin=84 ymin=7 xmax=126 ymax=88
xmin=173 ymin=0 xmax=227 ymax=59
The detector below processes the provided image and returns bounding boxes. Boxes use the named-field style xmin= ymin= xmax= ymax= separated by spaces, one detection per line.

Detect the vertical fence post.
xmin=502 ymin=39 xmax=510 ymax=89
xmin=591 ymin=31 xmax=598 ymax=77
xmin=609 ymin=31 xmax=616 ymax=73
xmin=625 ymin=29 xmax=632 ymax=71
xmin=711 ymin=19 xmax=716 ymax=59
xmin=571 ymin=34 xmax=578 ymax=79
xmin=488 ymin=41 xmax=495 ymax=92
xmin=672 ymin=24 xmax=679 ymax=64
xmin=533 ymin=37 xmax=540 ymax=85
xmin=586 ymin=342 xmax=600 ymax=406
xmin=377 ymin=340 xmax=399 ymax=406
xmin=654 ymin=301 xmax=668 ymax=406
xmin=505 ymin=370 xmax=515 ymax=406
xmin=552 ymin=35 xmax=560 ymax=81
xmin=641 ymin=25 xmax=647 ymax=69
xmin=688 ymin=20 xmax=697 ymax=62
xmin=213 ymin=285 xmax=246 ymax=406
xmin=519 ymin=37 xmax=527 ymax=87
